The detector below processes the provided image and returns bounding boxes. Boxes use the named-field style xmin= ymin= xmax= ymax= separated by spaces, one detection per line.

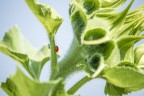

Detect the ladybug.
xmin=48 ymin=44 xmax=59 ymax=52
xmin=55 ymin=46 xmax=59 ymax=52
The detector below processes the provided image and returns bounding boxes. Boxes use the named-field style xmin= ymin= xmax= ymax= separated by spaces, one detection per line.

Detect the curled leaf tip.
xmin=25 ymin=0 xmax=63 ymax=35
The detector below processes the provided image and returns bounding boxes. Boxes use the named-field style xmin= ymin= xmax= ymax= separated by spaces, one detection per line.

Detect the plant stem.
xmin=48 ymin=34 xmax=58 ymax=80
xmin=58 ymin=38 xmax=84 ymax=79
xmin=67 ymin=76 xmax=91 ymax=94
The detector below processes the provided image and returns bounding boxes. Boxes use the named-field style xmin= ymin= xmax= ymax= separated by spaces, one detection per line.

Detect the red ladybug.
xmin=55 ymin=46 xmax=59 ymax=52
xmin=48 ymin=44 xmax=59 ymax=52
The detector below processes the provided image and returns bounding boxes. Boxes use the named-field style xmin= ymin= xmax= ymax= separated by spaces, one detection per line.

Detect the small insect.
xmin=55 ymin=46 xmax=59 ymax=52
xmin=48 ymin=44 xmax=59 ymax=52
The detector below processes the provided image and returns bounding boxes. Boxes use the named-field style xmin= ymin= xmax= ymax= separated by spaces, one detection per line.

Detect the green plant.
xmin=0 ymin=0 xmax=144 ymax=96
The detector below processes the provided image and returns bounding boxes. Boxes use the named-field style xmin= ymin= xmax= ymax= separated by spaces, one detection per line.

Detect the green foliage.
xmin=102 ymin=65 xmax=144 ymax=88
xmin=1 ymin=69 xmax=70 ymax=96
xmin=103 ymin=65 xmax=144 ymax=96
xmin=25 ymin=0 xmax=63 ymax=35
xmin=69 ymin=0 xmax=144 ymax=95
xmin=135 ymin=44 xmax=144 ymax=66
xmin=0 ymin=26 xmax=50 ymax=79
xmin=1 ymin=0 xmax=144 ymax=96
xmin=105 ymin=82 xmax=129 ymax=96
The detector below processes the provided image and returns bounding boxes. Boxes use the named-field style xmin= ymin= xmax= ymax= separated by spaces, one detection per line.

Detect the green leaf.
xmin=118 ymin=61 xmax=137 ymax=68
xmin=105 ymin=82 xmax=144 ymax=96
xmin=110 ymin=0 xmax=134 ymax=36
xmin=83 ymin=40 xmax=115 ymax=60
xmin=116 ymin=17 xmax=144 ymax=38
xmin=123 ymin=46 xmax=134 ymax=63
xmin=70 ymin=0 xmax=100 ymax=15
xmin=125 ymin=5 xmax=144 ymax=23
xmin=82 ymin=0 xmax=100 ymax=14
xmin=81 ymin=19 xmax=110 ymax=45
xmin=70 ymin=0 xmax=134 ymax=43
xmin=134 ymin=44 xmax=144 ymax=65
xmin=0 ymin=26 xmax=50 ymax=79
xmin=99 ymin=0 xmax=126 ymax=9
xmin=124 ymin=84 xmax=144 ymax=93
xmin=102 ymin=66 xmax=144 ymax=88
xmin=105 ymin=71 xmax=144 ymax=96
xmin=1 ymin=69 xmax=70 ymax=96
xmin=81 ymin=53 xmax=106 ymax=78
xmin=105 ymin=44 xmax=120 ymax=67
xmin=96 ymin=0 xmax=134 ymax=38
xmin=70 ymin=0 xmax=87 ymax=43
xmin=25 ymin=0 xmax=63 ymax=35
xmin=117 ymin=35 xmax=144 ymax=60
xmin=115 ymin=5 xmax=144 ymax=37
xmin=105 ymin=82 xmax=129 ymax=96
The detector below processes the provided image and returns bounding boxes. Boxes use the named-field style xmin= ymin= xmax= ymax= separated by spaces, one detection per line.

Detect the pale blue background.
xmin=0 ymin=0 xmax=144 ymax=96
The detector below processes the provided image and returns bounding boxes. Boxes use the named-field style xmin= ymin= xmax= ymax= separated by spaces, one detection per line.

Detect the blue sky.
xmin=0 ymin=0 xmax=144 ymax=96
